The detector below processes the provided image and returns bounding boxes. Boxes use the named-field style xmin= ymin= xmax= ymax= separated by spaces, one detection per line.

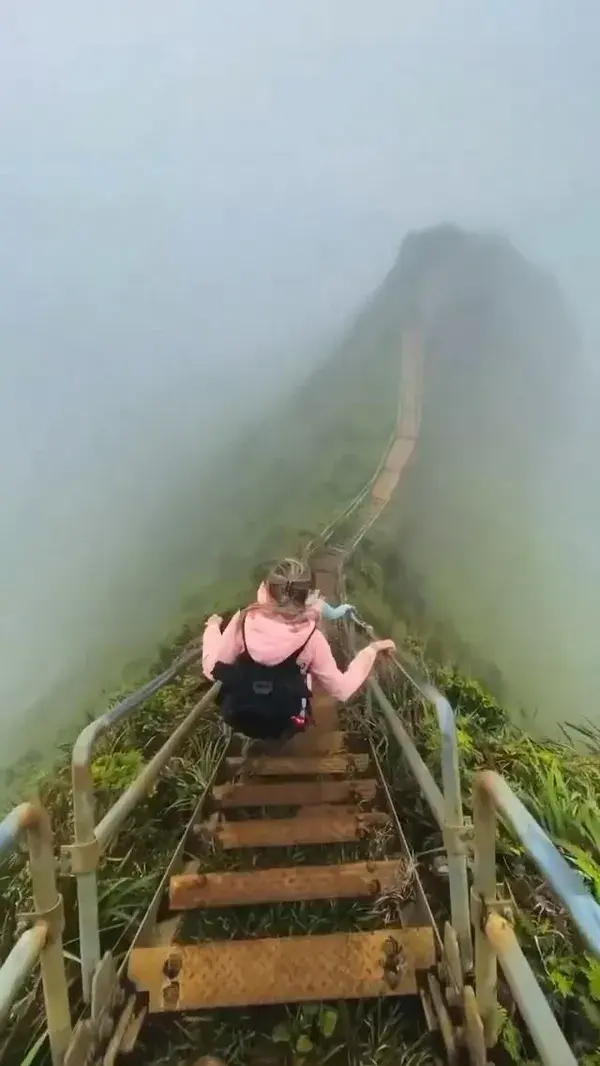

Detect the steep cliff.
xmin=351 ymin=224 xmax=591 ymax=732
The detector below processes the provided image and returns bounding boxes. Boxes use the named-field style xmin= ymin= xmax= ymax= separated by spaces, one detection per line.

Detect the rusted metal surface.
xmin=280 ymin=729 xmax=348 ymax=755
xmin=146 ymin=860 xmax=200 ymax=948
xmin=197 ymin=810 xmax=390 ymax=849
xmin=295 ymin=803 xmax=373 ymax=818
xmin=226 ymin=753 xmax=370 ymax=777
xmin=212 ymin=777 xmax=379 ymax=809
xmin=69 ymin=680 xmax=220 ymax=1001
xmin=128 ymin=926 xmax=435 ymax=1010
xmin=170 ymin=859 xmax=401 ymax=910
xmin=311 ymin=694 xmax=339 ymax=731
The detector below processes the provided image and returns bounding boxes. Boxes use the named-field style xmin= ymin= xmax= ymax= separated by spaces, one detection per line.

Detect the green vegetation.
xmin=389 ymin=225 xmax=600 ymax=736
xmin=348 ymin=538 xmax=600 ymax=1064
xmin=0 ymin=674 xmax=226 ymax=1065
xmin=0 ymin=280 xmax=403 ymax=1063
xmin=1 ymin=296 xmax=400 ymax=797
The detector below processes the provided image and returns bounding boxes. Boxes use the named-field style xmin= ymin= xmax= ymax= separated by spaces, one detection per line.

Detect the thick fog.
xmin=1 ymin=1 xmax=599 ymax=764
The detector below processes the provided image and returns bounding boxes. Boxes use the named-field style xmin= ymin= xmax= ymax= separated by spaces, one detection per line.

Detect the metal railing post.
xmin=472 ymin=774 xmax=499 ymax=1046
xmin=0 ymin=924 xmax=47 ymax=1030
xmin=67 ymin=670 xmax=218 ymax=1002
xmin=476 ymin=770 xmax=600 ymax=956
xmin=0 ymin=803 xmax=72 ymax=1066
xmin=366 ymin=639 xmax=472 ymax=973
xmin=432 ymin=690 xmax=473 ymax=973
xmin=303 ymin=426 xmax=398 ymax=560
xmin=71 ymin=749 xmax=101 ymax=1003
xmin=94 ymin=686 xmax=220 ymax=852
xmin=369 ymin=678 xmax=445 ymax=825
xmin=67 ymin=648 xmax=205 ymax=1001
xmin=26 ymin=806 xmax=72 ymax=1065
xmin=485 ymin=914 xmax=577 ymax=1066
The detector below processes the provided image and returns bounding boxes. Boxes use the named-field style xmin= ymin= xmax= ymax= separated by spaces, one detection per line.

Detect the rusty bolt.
xmin=383 ymin=936 xmax=399 ymax=960
xmin=163 ymin=952 xmax=182 ymax=980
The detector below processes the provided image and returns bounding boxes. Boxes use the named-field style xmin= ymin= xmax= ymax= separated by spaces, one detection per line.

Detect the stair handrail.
xmin=472 ymin=769 xmax=600 ymax=1061
xmin=347 ymin=606 xmax=600 ymax=1064
xmin=303 ymin=425 xmax=397 ymax=558
xmin=346 ymin=607 xmax=472 ymax=973
xmin=0 ymin=803 xmax=71 ymax=1066
xmin=64 ymin=653 xmax=219 ymax=1002
xmin=319 ymin=391 xmax=600 ymax=1064
xmin=306 ymin=345 xmax=474 ymax=970
xmin=61 ymin=399 xmax=395 ymax=1008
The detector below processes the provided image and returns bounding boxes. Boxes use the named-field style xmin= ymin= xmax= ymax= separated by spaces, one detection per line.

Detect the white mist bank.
xmin=2 ymin=1 xmax=600 ymax=765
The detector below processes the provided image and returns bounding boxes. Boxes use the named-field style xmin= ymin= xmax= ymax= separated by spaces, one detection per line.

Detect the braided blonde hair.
xmin=255 ymin=557 xmax=317 ymax=625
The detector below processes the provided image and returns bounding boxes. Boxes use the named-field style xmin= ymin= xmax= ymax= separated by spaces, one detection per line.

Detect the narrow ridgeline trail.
xmin=123 ymin=347 xmax=430 ymax=1063
xmin=4 ymin=321 xmax=593 ymax=1066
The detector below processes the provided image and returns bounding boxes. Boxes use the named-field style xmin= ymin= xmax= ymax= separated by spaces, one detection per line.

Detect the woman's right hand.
xmin=372 ymin=639 xmax=395 ymax=655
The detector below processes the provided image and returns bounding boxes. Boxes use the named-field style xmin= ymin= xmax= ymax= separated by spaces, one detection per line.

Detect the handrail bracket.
xmin=16 ymin=893 xmax=65 ymax=939
xmin=470 ymin=888 xmax=514 ymax=931
xmin=60 ymin=837 xmax=101 ymax=876
xmin=443 ymin=820 xmax=473 ymax=856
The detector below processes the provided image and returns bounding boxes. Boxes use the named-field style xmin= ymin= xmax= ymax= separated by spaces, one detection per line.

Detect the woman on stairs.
xmin=202 ymin=557 xmax=394 ymax=743
xmin=255 ymin=568 xmax=355 ymax=623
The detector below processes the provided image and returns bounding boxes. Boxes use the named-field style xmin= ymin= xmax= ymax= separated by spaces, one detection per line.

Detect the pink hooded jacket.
xmin=202 ymin=584 xmax=387 ymax=702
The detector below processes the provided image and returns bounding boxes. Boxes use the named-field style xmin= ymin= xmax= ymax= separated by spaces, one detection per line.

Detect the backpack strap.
xmin=280 ymin=625 xmax=317 ymax=667
xmin=241 ymin=612 xmax=317 ymax=668
xmin=240 ymin=611 xmax=252 ymax=660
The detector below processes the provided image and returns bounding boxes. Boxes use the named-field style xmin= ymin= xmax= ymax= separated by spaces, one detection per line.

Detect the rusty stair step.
xmin=279 ymin=729 xmax=348 ymax=755
xmin=128 ymin=926 xmax=436 ymax=1011
xmin=212 ymin=777 xmax=379 ymax=809
xmin=169 ymin=859 xmax=402 ymax=910
xmin=195 ymin=809 xmax=390 ymax=849
xmin=226 ymin=752 xmax=370 ymax=777
xmin=311 ymin=695 xmax=339 ymax=731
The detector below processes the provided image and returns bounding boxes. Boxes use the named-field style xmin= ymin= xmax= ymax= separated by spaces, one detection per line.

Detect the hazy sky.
xmin=0 ymin=1 xmax=599 ymax=754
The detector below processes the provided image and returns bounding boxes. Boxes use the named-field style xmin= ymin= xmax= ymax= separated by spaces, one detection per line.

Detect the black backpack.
xmin=213 ymin=615 xmax=316 ymax=740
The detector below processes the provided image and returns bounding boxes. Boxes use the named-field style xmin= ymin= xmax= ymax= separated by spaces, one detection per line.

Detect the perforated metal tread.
xmin=128 ymin=926 xmax=435 ymax=1011
xmin=195 ymin=809 xmax=390 ymax=849
xmin=212 ymin=777 xmax=379 ymax=809
xmin=279 ymin=729 xmax=348 ymax=755
xmin=226 ymin=753 xmax=371 ymax=777
xmin=169 ymin=859 xmax=402 ymax=910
